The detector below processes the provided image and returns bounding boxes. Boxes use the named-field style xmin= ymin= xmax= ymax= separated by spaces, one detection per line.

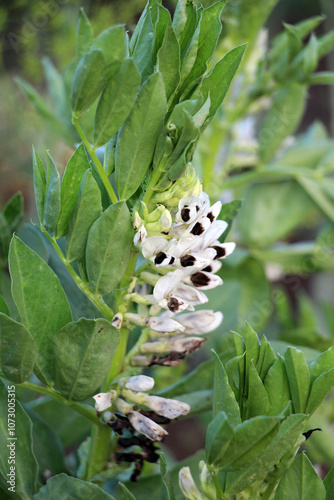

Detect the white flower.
xmin=143 ymin=395 xmax=190 ymax=419
xmin=111 ymin=313 xmax=123 ymax=330
xmin=128 ymin=411 xmax=168 ymax=441
xmin=176 ymin=310 xmax=223 ymax=334
xmin=133 ymin=225 xmax=147 ymax=246
xmin=93 ymin=391 xmax=117 ymax=412
xmin=125 ymin=375 xmax=155 ymax=392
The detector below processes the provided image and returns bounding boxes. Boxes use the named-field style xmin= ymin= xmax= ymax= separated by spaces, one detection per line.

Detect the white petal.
xmin=186 ymin=271 xmax=223 ymax=290
xmin=141 ymin=236 xmax=169 ymax=259
xmin=174 ymin=283 xmax=208 ymax=305
xmin=205 ymin=201 xmax=222 ymax=221
xmin=153 ymin=270 xmax=184 ymax=302
xmin=128 ymin=411 xmax=168 ymax=441
xmin=211 ymin=241 xmax=236 ymax=259
xmin=176 ymin=310 xmax=223 ymax=334
xmin=148 ymin=316 xmax=185 ymax=333
xmin=145 ymin=395 xmax=190 ymax=419
xmin=133 ymin=225 xmax=147 ymax=246
xmin=125 ymin=375 xmax=155 ymax=392
xmin=179 ymin=467 xmax=202 ymax=500
xmin=202 ymin=220 xmax=228 ymax=247
xmin=93 ymin=391 xmax=116 ymax=412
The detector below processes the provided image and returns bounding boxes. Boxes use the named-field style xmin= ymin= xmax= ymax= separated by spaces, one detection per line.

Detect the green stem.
xmin=84 ymin=424 xmax=111 ymax=481
xmin=72 ymin=116 xmax=118 ymax=204
xmin=1 ymin=376 xmax=102 ymax=427
xmin=41 ymin=229 xmax=114 ymax=320
xmin=210 ymin=468 xmax=225 ymax=500
xmin=142 ymin=157 xmax=168 ymax=208
xmin=124 ymin=327 xmax=150 ymax=366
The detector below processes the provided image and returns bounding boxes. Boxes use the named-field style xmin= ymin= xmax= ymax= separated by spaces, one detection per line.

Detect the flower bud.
xmin=134 ymin=225 xmax=147 ymax=246
xmin=140 ymin=335 xmax=206 ymax=354
xmin=93 ymin=391 xmax=117 ymax=412
xmin=125 ymin=375 xmax=155 ymax=392
xmin=133 ymin=210 xmax=142 ymax=230
xmin=199 ymin=461 xmax=216 ymax=499
xmin=111 ymin=312 xmax=123 ymax=330
xmin=142 ymin=395 xmax=190 ymax=419
xmin=128 ymin=411 xmax=168 ymax=441
xmin=179 ymin=467 xmax=203 ymax=500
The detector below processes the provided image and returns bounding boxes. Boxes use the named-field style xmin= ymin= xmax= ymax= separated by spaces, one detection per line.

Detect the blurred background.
xmin=1 ymin=0 xmax=334 ymax=485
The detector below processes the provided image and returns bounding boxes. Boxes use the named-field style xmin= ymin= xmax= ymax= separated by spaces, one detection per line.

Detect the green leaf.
xmin=259 ymin=84 xmax=307 ymax=163
xmin=245 ymin=322 xmax=259 ymax=370
xmin=53 ymin=318 xmax=119 ymax=401
xmin=157 ymin=23 xmax=180 ymax=100
xmin=308 ymin=346 xmax=334 ymax=383
xmin=91 ymin=26 xmax=126 ymax=68
xmin=65 ymin=170 xmax=102 ymax=263
xmin=264 ymin=356 xmax=291 ymax=416
xmin=0 ymin=313 xmax=37 ymax=383
xmin=119 ymin=483 xmax=136 ymax=500
xmin=0 ymin=213 xmax=11 ymax=261
xmin=256 ymin=335 xmax=277 ymax=381
xmin=33 ymin=473 xmax=116 ymax=500
xmin=56 ymin=144 xmax=91 ymax=239
xmin=297 ymin=176 xmax=334 ymax=223
xmin=200 ymin=44 xmax=246 ymax=121
xmin=94 ymin=58 xmax=141 ymax=148
xmin=71 ymin=50 xmax=109 ymax=116
xmin=9 ymin=236 xmax=72 ymax=383
xmin=160 ymin=452 xmax=175 ymax=500
xmin=237 ymin=181 xmax=314 ymax=248
xmin=43 ymin=153 xmax=61 ymax=234
xmin=0 ymin=380 xmax=39 ymax=499
xmin=173 ymin=0 xmax=198 ymax=56
xmin=275 ymin=452 xmax=326 ymax=500
xmin=218 ymin=415 xmax=281 ymax=471
xmin=0 ymin=295 xmax=10 ymax=316
xmin=3 ymin=193 xmax=23 ymax=232
xmin=115 ymin=72 xmax=166 ymax=200
xmin=27 ymin=409 xmax=67 ymax=479
xmin=225 ymin=413 xmax=307 ymax=495
xmin=308 ymin=72 xmax=334 ymax=85
xmin=317 ymin=30 xmax=334 ymax=60
xmin=179 ymin=0 xmax=225 ymax=97
xmin=247 ymin=361 xmax=271 ymax=417
xmin=104 ymin=136 xmax=117 ymax=176
xmin=75 ymin=8 xmax=94 ymax=63
xmin=212 ymin=350 xmax=241 ymax=426
xmin=219 ymin=200 xmax=242 ymax=242
xmin=206 ymin=411 xmax=234 ymax=466
xmin=32 ymin=148 xmax=46 ymax=226
xmin=306 ymin=368 xmax=334 ymax=416
xmin=324 ymin=467 xmax=334 ymax=500
xmin=284 ymin=347 xmax=310 ymax=413
xmin=86 ymin=201 xmax=133 ymax=296
xmin=131 ymin=7 xmax=154 ymax=81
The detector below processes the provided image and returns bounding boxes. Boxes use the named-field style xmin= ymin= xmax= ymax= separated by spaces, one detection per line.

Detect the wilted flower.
xmin=128 ymin=411 xmax=168 ymax=441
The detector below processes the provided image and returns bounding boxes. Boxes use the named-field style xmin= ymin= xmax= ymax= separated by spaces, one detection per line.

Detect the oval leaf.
xmin=53 ymin=318 xmax=119 ymax=401
xmin=86 ymin=201 xmax=133 ymax=296
xmin=94 ymin=58 xmax=141 ymax=148
xmin=33 ymin=473 xmax=116 ymax=500
xmin=115 ymin=72 xmax=167 ymax=200
xmin=9 ymin=236 xmax=72 ymax=384
xmin=0 ymin=313 xmax=37 ymax=383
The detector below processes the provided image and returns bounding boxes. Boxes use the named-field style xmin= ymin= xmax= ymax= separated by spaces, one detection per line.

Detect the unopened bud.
xmin=179 ymin=467 xmax=203 ymax=500
xmin=199 ymin=461 xmax=216 ymax=499
xmin=133 ymin=211 xmax=142 ymax=230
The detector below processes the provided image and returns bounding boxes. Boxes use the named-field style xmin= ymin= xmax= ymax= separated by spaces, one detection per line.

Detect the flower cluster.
xmin=127 ymin=188 xmax=235 ymax=366
xmin=93 ymin=375 xmax=189 ymax=442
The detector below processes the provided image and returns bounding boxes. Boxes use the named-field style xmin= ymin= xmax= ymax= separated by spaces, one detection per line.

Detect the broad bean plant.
xmin=1 ymin=1 xmax=334 ymax=499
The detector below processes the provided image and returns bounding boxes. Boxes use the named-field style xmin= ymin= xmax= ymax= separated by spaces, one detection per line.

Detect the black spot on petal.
xmin=207 ymin=212 xmax=214 ymax=223
xmin=180 ymin=255 xmax=196 ymax=267
xmin=169 ymin=256 xmax=175 ymax=265
xmin=168 ymin=298 xmax=181 ymax=312
xmin=211 ymin=245 xmax=226 ymax=259
xmin=202 ymin=265 xmax=212 ymax=272
xmin=155 ymin=252 xmax=167 ymax=265
xmin=191 ymin=222 xmax=205 ymax=236
xmin=191 ymin=272 xmax=210 ymax=287
xmin=181 ymin=208 xmax=191 ymax=222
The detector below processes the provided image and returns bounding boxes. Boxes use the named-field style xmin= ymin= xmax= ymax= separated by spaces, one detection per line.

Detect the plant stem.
xmin=0 ymin=376 xmax=103 ymax=427
xmin=124 ymin=327 xmax=150 ymax=366
xmin=72 ymin=116 xmax=118 ymax=204
xmin=84 ymin=424 xmax=111 ymax=481
xmin=41 ymin=229 xmax=114 ymax=320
